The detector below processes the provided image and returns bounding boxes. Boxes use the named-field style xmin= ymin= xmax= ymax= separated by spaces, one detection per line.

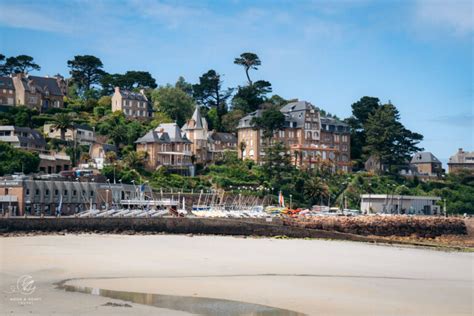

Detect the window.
xmin=45 ymin=189 xmax=50 ymax=196
xmin=64 ymin=190 xmax=68 ymax=196
xmin=35 ymin=189 xmax=40 ymax=195
xmin=26 ymin=189 xmax=30 ymax=195
xmin=90 ymin=191 xmax=94 ymax=197
xmin=73 ymin=190 xmax=77 ymax=196
xmin=55 ymin=189 xmax=59 ymax=196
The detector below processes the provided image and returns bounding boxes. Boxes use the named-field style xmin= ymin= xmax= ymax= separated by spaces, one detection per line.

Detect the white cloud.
xmin=0 ymin=4 xmax=72 ymax=33
xmin=415 ymin=0 xmax=473 ymax=36
xmin=127 ymin=0 xmax=207 ymax=29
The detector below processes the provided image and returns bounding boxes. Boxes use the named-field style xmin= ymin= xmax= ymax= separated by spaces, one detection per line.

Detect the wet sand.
xmin=1 ymin=235 xmax=472 ymax=315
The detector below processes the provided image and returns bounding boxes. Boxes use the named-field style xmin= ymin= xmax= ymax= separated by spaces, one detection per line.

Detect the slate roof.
xmin=135 ymin=123 xmax=191 ymax=144
xmin=74 ymin=124 xmax=93 ymax=131
xmin=0 ymin=125 xmax=46 ymax=147
xmin=237 ymin=110 xmax=263 ymax=129
xmin=209 ymin=132 xmax=237 ymax=143
xmin=449 ymin=149 xmax=474 ymax=164
xmin=119 ymin=90 xmax=148 ymax=101
xmin=0 ymin=77 xmax=15 ymax=90
xmin=182 ymin=106 xmax=208 ymax=130
xmin=411 ymin=152 xmax=441 ymax=164
xmin=24 ymin=76 xmax=63 ymax=96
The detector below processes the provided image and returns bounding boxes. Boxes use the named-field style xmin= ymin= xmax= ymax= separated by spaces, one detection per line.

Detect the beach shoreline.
xmin=1 ymin=234 xmax=472 ymax=315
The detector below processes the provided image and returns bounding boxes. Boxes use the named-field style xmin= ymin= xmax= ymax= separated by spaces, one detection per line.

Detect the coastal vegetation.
xmin=0 ymin=52 xmax=473 ymax=214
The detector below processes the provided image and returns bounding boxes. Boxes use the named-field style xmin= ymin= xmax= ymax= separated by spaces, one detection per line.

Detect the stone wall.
xmin=0 ymin=217 xmax=374 ymax=241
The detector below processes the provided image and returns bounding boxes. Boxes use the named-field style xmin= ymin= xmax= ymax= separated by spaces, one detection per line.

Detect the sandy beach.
xmin=1 ymin=234 xmax=472 ymax=315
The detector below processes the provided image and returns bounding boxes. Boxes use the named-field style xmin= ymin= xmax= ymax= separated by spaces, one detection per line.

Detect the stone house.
xmin=448 ymin=148 xmax=474 ymax=173
xmin=12 ymin=73 xmax=66 ymax=111
xmin=208 ymin=131 xmax=237 ymax=160
xmin=237 ymin=101 xmax=351 ymax=172
xmin=0 ymin=76 xmax=16 ymax=106
xmin=111 ymin=87 xmax=152 ymax=119
xmin=409 ymin=152 xmax=443 ymax=177
xmin=135 ymin=123 xmax=192 ymax=172
xmin=181 ymin=106 xmax=209 ymax=163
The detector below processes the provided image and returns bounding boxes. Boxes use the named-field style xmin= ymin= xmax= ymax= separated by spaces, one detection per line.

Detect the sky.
xmin=0 ymin=0 xmax=472 ymax=164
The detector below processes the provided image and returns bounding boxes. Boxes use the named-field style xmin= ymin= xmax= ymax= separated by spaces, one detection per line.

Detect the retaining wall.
xmin=0 ymin=217 xmax=374 ymax=242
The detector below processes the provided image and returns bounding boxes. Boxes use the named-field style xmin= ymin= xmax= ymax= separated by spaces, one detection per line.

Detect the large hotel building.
xmin=237 ymin=101 xmax=351 ymax=172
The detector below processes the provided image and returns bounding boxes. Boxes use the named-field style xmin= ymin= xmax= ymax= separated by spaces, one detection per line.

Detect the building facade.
xmin=0 ymin=125 xmax=46 ymax=151
xmin=12 ymin=73 xmax=66 ymax=111
xmin=448 ymin=148 xmax=474 ymax=173
xmin=135 ymin=123 xmax=192 ymax=172
xmin=237 ymin=101 xmax=351 ymax=172
xmin=89 ymin=143 xmax=117 ymax=170
xmin=38 ymin=152 xmax=71 ymax=174
xmin=44 ymin=123 xmax=95 ymax=145
xmin=408 ymin=152 xmax=443 ymax=177
xmin=0 ymin=177 xmax=138 ymax=216
xmin=111 ymin=87 xmax=152 ymax=119
xmin=208 ymin=131 xmax=237 ymax=160
xmin=0 ymin=76 xmax=16 ymax=106
xmin=360 ymin=194 xmax=441 ymax=215
xmin=0 ymin=125 xmax=72 ymax=174
xmin=181 ymin=106 xmax=209 ymax=163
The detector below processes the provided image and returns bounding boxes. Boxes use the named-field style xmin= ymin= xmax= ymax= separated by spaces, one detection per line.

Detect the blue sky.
xmin=0 ymin=0 xmax=472 ymax=164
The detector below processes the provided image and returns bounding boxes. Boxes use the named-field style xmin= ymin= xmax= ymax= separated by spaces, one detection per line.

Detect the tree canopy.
xmin=251 ymin=108 xmax=285 ymax=139
xmin=234 ymin=52 xmax=262 ymax=85
xmin=364 ymin=103 xmax=423 ymax=171
xmin=0 ymin=54 xmax=41 ymax=75
xmin=67 ymin=55 xmax=106 ymax=92
xmin=151 ymin=85 xmax=195 ymax=127
xmin=100 ymin=71 xmax=157 ymax=95
xmin=232 ymin=80 xmax=272 ymax=114
xmin=0 ymin=142 xmax=40 ymax=176
xmin=193 ymin=70 xmax=233 ymax=130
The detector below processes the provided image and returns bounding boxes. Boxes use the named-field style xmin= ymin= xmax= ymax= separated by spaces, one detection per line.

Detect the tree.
xmin=175 ymin=76 xmax=193 ymax=96
xmin=231 ymin=80 xmax=272 ymax=113
xmin=364 ymin=103 xmax=423 ymax=172
xmin=193 ymin=70 xmax=232 ymax=130
xmin=1 ymin=55 xmax=41 ymax=74
xmin=251 ymin=108 xmax=285 ymax=141
xmin=67 ymin=55 xmax=106 ymax=92
xmin=124 ymin=151 xmax=148 ymax=169
xmin=0 ymin=142 xmax=40 ymax=175
xmin=151 ymin=85 xmax=194 ymax=127
xmin=304 ymin=176 xmax=329 ymax=205
xmin=100 ymin=71 xmax=157 ymax=96
xmin=221 ymin=109 xmax=245 ymax=133
xmin=345 ymin=96 xmax=380 ymax=168
xmin=109 ymin=124 xmax=128 ymax=148
xmin=261 ymin=141 xmax=294 ymax=184
xmin=268 ymin=94 xmax=288 ymax=108
xmin=234 ymin=52 xmax=261 ymax=85
xmin=52 ymin=113 xmax=75 ymax=141
xmin=0 ymin=54 xmax=6 ymax=75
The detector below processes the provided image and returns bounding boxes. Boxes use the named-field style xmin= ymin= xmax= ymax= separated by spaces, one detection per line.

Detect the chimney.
xmin=114 ymin=86 xmax=120 ymax=94
xmin=139 ymin=89 xmax=145 ymax=95
xmin=458 ymin=148 xmax=463 ymax=154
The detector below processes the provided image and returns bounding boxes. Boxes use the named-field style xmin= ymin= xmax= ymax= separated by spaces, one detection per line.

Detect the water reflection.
xmin=61 ymin=283 xmax=305 ymax=316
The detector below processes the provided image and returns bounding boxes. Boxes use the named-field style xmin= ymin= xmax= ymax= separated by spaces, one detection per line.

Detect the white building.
xmin=44 ymin=123 xmax=95 ymax=145
xmin=360 ymin=194 xmax=441 ymax=215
